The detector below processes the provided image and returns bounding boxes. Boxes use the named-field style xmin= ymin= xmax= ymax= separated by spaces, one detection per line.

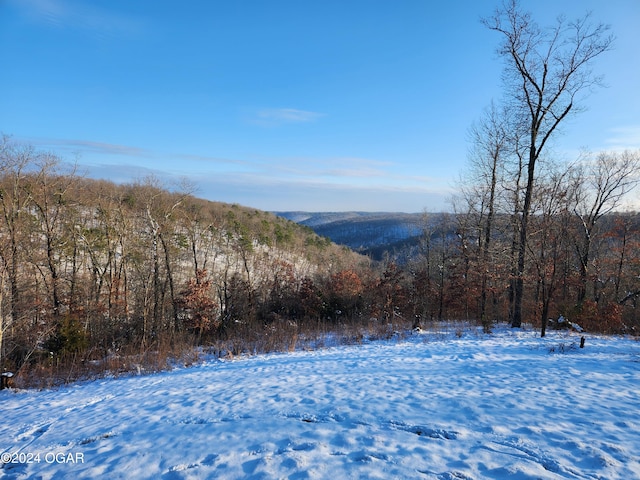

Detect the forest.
xmin=1 ymin=137 xmax=640 ymax=388
xmin=0 ymin=139 xmax=375 ymax=387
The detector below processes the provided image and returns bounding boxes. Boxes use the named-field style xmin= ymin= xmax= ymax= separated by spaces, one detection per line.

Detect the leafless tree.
xmin=527 ymin=166 xmax=573 ymax=337
xmin=484 ymin=0 xmax=613 ymax=327
xmin=571 ymin=150 xmax=640 ymax=304
xmin=0 ymin=138 xmax=34 ymax=365
xmin=29 ymin=154 xmax=78 ymax=320
xmin=463 ymin=102 xmax=513 ymax=327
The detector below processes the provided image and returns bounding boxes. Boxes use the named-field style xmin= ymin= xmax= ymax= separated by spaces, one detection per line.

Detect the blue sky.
xmin=1 ymin=0 xmax=639 ymax=212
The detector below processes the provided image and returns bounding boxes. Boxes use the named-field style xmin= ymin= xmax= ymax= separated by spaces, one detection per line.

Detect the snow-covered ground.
xmin=1 ymin=324 xmax=639 ymax=479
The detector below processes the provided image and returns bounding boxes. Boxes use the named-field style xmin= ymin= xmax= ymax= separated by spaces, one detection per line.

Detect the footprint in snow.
xmin=17 ymin=421 xmax=51 ymax=444
xmin=64 ymin=394 xmax=115 ymax=413
xmin=389 ymin=420 xmax=459 ymax=440
xmin=489 ymin=438 xmax=561 ymax=473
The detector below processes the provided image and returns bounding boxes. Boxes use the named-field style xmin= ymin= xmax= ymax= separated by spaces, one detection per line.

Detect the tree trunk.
xmin=159 ymin=232 xmax=179 ymax=335
xmin=512 ymin=143 xmax=537 ymax=327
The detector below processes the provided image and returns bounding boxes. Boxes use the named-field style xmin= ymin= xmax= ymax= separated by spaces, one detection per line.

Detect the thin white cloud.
xmin=21 ymin=136 xmax=149 ymax=157
xmin=251 ymin=108 xmax=325 ymax=127
xmin=605 ymin=125 xmax=640 ymax=151
xmin=11 ymin=135 xmax=452 ymax=211
xmin=191 ymin=171 xmax=453 ymax=212
xmin=169 ymin=153 xmax=255 ymax=168
xmin=10 ymin=0 xmax=65 ymax=26
xmin=22 ymin=137 xmax=257 ymax=177
xmin=12 ymin=0 xmax=143 ymax=38
xmin=266 ymin=156 xmax=391 ymax=178
xmin=209 ymin=155 xmax=449 ymax=206
xmin=18 ymin=136 xmax=446 ymax=188
xmin=80 ymin=163 xmax=165 ymax=184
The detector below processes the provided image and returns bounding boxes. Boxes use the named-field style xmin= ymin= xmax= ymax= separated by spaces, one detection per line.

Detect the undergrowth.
xmin=5 ymin=318 xmax=487 ymax=390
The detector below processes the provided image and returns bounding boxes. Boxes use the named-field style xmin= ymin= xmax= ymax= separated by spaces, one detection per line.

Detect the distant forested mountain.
xmin=275 ymin=211 xmax=433 ymax=261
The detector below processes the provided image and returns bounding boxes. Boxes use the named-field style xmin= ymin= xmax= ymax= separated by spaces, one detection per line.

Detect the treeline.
xmin=402 ymin=204 xmax=640 ymax=335
xmin=435 ymin=0 xmax=639 ymax=335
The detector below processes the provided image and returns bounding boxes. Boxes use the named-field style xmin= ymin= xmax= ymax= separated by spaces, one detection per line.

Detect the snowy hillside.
xmin=1 ymin=325 xmax=639 ymax=479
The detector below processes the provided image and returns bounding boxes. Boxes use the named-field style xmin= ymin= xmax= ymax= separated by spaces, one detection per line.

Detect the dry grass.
xmin=8 ymin=317 xmax=481 ymax=389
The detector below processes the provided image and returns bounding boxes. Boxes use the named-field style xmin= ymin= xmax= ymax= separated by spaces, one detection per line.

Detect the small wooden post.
xmin=580 ymin=336 xmax=585 ymax=348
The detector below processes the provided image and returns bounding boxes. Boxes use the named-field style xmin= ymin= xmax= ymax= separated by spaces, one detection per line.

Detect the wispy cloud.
xmin=605 ymin=125 xmax=640 ymax=151
xmin=12 ymin=0 xmax=143 ymax=38
xmin=81 ymin=163 xmax=166 ymax=184
xmin=251 ymin=108 xmax=325 ymax=127
xmin=263 ymin=156 xmax=444 ymax=190
xmin=264 ymin=156 xmax=392 ymax=179
xmin=322 ymin=157 xmax=394 ymax=179
xmin=12 ymin=135 xmax=452 ymax=211
xmin=169 ymin=153 xmax=254 ymax=168
xmin=191 ymin=171 xmax=453 ymax=212
xmin=22 ymin=136 xmax=149 ymax=157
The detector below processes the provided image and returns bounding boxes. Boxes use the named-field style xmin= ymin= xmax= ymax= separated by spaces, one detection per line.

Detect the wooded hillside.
xmin=0 ymin=140 xmax=374 ymax=386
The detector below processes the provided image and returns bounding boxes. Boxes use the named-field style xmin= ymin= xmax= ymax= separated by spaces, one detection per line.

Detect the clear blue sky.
xmin=1 ymin=0 xmax=638 ymax=212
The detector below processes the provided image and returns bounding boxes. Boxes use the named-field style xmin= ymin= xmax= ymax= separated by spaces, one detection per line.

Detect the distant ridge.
xmin=276 ymin=211 xmax=420 ymax=226
xmin=274 ymin=211 xmax=428 ymax=260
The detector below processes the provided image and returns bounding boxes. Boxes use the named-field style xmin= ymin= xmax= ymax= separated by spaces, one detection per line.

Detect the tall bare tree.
xmin=484 ymin=0 xmax=613 ymax=327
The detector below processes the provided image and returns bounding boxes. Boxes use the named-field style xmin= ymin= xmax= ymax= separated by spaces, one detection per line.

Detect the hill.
xmin=0 ymin=154 xmax=370 ymax=384
xmin=275 ymin=211 xmax=429 ymax=260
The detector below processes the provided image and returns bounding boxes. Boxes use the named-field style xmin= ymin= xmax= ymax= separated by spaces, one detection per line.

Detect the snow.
xmin=2 ymin=324 xmax=640 ymax=479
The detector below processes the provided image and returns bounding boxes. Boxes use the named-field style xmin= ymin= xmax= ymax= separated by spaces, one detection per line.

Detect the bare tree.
xmin=611 ymin=214 xmax=640 ymax=307
xmin=0 ymin=136 xmax=34 ymax=362
xmin=528 ymin=167 xmax=573 ymax=337
xmin=0 ymin=138 xmax=35 ymax=366
xmin=571 ymin=150 xmax=640 ymax=305
xmin=29 ymin=155 xmax=79 ymax=320
xmin=135 ymin=177 xmax=191 ymax=345
xmin=463 ymin=102 xmax=513 ymax=327
xmin=484 ymin=0 xmax=613 ymax=327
